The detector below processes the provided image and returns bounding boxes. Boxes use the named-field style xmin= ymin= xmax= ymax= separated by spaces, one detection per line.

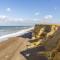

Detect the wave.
xmin=0 ymin=27 xmax=34 ymax=42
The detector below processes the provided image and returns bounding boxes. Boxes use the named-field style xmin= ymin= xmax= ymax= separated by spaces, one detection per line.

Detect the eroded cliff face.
xmin=32 ymin=24 xmax=60 ymax=60
xmin=33 ymin=24 xmax=58 ymax=39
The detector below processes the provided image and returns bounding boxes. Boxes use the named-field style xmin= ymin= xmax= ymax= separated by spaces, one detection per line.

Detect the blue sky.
xmin=0 ymin=0 xmax=60 ymax=26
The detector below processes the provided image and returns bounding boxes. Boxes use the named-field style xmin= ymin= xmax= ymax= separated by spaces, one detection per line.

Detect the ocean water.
xmin=0 ymin=26 xmax=31 ymax=36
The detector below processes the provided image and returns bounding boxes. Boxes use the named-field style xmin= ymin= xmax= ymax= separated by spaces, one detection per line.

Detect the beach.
xmin=0 ymin=31 xmax=48 ymax=60
xmin=0 ymin=36 xmax=48 ymax=60
xmin=0 ymin=27 xmax=33 ymax=60
xmin=0 ymin=37 xmax=30 ymax=60
xmin=0 ymin=25 xmax=60 ymax=60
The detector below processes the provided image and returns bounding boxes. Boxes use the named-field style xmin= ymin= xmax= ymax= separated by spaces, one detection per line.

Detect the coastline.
xmin=1 ymin=24 xmax=60 ymax=60
xmin=0 ymin=27 xmax=34 ymax=60
xmin=0 ymin=27 xmax=34 ymax=42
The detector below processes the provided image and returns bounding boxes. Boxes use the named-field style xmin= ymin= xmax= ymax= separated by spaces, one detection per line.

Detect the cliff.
xmin=32 ymin=24 xmax=60 ymax=60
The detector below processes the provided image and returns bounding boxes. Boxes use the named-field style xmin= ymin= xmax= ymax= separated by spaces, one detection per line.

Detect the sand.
xmin=0 ymin=37 xmax=30 ymax=60
xmin=0 ymin=37 xmax=48 ymax=60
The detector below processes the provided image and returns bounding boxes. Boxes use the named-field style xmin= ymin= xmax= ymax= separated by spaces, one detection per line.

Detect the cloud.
xmin=18 ymin=18 xmax=24 ymax=22
xmin=6 ymin=8 xmax=11 ymax=12
xmin=32 ymin=18 xmax=40 ymax=22
xmin=44 ymin=15 xmax=53 ymax=19
xmin=0 ymin=15 xmax=8 ymax=23
xmin=12 ymin=18 xmax=24 ymax=22
xmin=34 ymin=12 xmax=39 ymax=16
xmin=0 ymin=15 xmax=7 ymax=18
xmin=0 ymin=15 xmax=24 ymax=23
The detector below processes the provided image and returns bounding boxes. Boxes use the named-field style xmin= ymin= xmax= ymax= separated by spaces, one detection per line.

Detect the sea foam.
xmin=0 ymin=27 xmax=34 ymax=42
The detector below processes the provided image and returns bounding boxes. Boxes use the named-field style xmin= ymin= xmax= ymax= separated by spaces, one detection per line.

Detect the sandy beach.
xmin=0 ymin=37 xmax=30 ymax=60
xmin=0 ymin=36 xmax=48 ymax=60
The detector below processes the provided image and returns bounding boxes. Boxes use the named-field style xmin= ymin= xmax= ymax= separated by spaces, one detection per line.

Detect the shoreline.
xmin=0 ymin=27 xmax=33 ymax=42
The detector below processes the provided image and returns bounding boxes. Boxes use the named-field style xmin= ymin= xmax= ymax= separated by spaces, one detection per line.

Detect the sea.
xmin=0 ymin=26 xmax=31 ymax=36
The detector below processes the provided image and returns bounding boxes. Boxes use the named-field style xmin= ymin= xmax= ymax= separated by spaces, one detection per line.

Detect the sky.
xmin=0 ymin=0 xmax=60 ymax=26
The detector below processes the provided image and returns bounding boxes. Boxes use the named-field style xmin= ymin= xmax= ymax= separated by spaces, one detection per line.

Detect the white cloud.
xmin=18 ymin=18 xmax=24 ymax=22
xmin=0 ymin=15 xmax=7 ymax=19
xmin=6 ymin=8 xmax=11 ymax=12
xmin=34 ymin=12 xmax=39 ymax=16
xmin=32 ymin=18 xmax=40 ymax=22
xmin=0 ymin=15 xmax=24 ymax=23
xmin=11 ymin=18 xmax=24 ymax=22
xmin=44 ymin=15 xmax=53 ymax=19
xmin=0 ymin=15 xmax=8 ymax=23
